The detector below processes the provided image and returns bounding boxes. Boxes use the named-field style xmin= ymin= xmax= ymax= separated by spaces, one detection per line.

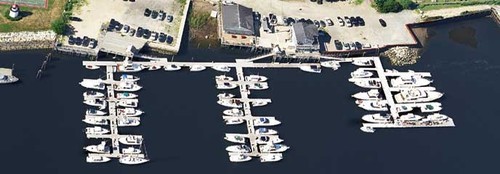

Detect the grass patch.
xmin=418 ymin=0 xmax=500 ymax=11
xmin=0 ymin=0 xmax=65 ymax=32
xmin=354 ymin=0 xmax=364 ymax=5
xmin=189 ymin=11 xmax=211 ymax=30
xmin=419 ymin=4 xmax=463 ymax=11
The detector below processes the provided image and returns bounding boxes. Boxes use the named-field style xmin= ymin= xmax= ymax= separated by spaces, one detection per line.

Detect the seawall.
xmin=0 ymin=31 xmax=56 ymax=51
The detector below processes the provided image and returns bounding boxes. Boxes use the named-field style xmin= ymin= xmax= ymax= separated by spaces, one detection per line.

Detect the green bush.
xmin=375 ymin=0 xmax=403 ymax=13
xmin=398 ymin=0 xmax=416 ymax=10
xmin=51 ymin=17 xmax=67 ymax=34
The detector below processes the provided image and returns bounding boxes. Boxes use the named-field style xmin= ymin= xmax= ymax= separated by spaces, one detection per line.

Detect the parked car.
xmin=142 ymin=29 xmax=151 ymax=39
xmin=128 ymin=28 xmax=136 ymax=36
xmin=356 ymin=16 xmax=365 ymax=26
xmin=158 ymin=33 xmax=167 ymax=42
xmin=344 ymin=16 xmax=352 ymax=27
xmin=167 ymin=15 xmax=173 ymax=23
xmin=325 ymin=18 xmax=333 ymax=26
xmin=136 ymin=27 xmax=144 ymax=37
xmin=151 ymin=10 xmax=159 ymax=19
xmin=350 ymin=42 xmax=356 ymax=50
xmin=379 ymin=19 xmax=387 ymax=27
xmin=166 ymin=35 xmax=173 ymax=44
xmin=343 ymin=42 xmax=350 ymax=50
xmin=75 ymin=37 xmax=82 ymax=46
xmin=313 ymin=20 xmax=320 ymax=28
xmin=350 ymin=17 xmax=358 ymax=27
xmin=89 ymin=39 xmax=97 ymax=48
xmin=317 ymin=0 xmax=323 ymax=4
xmin=355 ymin=42 xmax=362 ymax=49
xmin=69 ymin=16 xmax=82 ymax=22
xmin=68 ymin=36 xmax=75 ymax=45
xmin=144 ymin=8 xmax=151 ymax=17
xmin=337 ymin=17 xmax=345 ymax=26
xmin=319 ymin=20 xmax=326 ymax=28
xmin=149 ymin=32 xmax=158 ymax=41
xmin=114 ymin=23 xmax=123 ymax=31
xmin=334 ymin=40 xmax=342 ymax=50
xmin=158 ymin=10 xmax=165 ymax=21
xmin=121 ymin=25 xmax=130 ymax=33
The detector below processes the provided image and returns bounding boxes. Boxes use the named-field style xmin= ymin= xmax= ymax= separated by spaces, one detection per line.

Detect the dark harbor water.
xmin=0 ymin=17 xmax=499 ymax=174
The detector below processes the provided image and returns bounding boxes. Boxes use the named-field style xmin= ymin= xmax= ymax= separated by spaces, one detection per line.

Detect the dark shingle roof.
xmin=292 ymin=22 xmax=319 ymax=45
xmin=222 ymin=4 xmax=255 ymax=35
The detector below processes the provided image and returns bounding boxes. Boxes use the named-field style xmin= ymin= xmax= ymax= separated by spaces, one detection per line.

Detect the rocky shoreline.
xmin=381 ymin=46 xmax=421 ymax=66
xmin=0 ymin=31 xmax=56 ymax=51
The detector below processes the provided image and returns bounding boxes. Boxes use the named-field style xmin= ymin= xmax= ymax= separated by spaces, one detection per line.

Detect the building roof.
xmin=292 ymin=22 xmax=319 ymax=45
xmin=221 ymin=4 xmax=255 ymax=35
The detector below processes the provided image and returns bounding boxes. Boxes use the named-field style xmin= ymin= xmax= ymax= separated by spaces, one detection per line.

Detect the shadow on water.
xmin=448 ymin=25 xmax=477 ymax=48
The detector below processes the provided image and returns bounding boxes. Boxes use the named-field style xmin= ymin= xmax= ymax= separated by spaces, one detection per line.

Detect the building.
xmin=220 ymin=3 xmax=256 ymax=47
xmin=290 ymin=22 xmax=319 ymax=53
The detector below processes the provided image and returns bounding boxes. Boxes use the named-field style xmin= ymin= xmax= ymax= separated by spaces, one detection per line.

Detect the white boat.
xmin=84 ymin=141 xmax=110 ymax=153
xmin=86 ymin=155 xmax=111 ymax=163
xmin=83 ymin=98 xmax=107 ymax=110
xmin=390 ymin=75 xmax=432 ymax=87
xmin=245 ymin=75 xmax=268 ymax=82
xmin=216 ymin=82 xmax=238 ymax=89
xmin=215 ymin=75 xmax=234 ymax=81
xmin=229 ymin=153 xmax=252 ymax=162
xmin=357 ymin=100 xmax=388 ymax=111
xmin=164 ymin=64 xmax=181 ymax=71
xmin=362 ymin=113 xmax=392 ymax=123
xmin=141 ymin=64 xmax=162 ymax=71
xmin=255 ymin=128 xmax=278 ymax=135
xmin=300 ymin=65 xmax=321 ymax=73
xmin=226 ymin=145 xmax=251 ymax=153
xmin=223 ymin=108 xmax=244 ymax=116
xmin=86 ymin=109 xmax=106 ymax=116
xmin=352 ymin=79 xmax=381 ymax=88
xmin=117 ymin=63 xmax=143 ymax=72
xmin=85 ymin=126 xmax=110 ymax=135
xmin=82 ymin=117 xmax=108 ymax=125
xmin=122 ymin=147 xmax=142 ymax=154
xmin=217 ymin=93 xmax=235 ymax=99
xmin=85 ymin=65 xmax=100 ymax=70
xmin=119 ymin=156 xmax=149 ymax=165
xmin=320 ymin=60 xmax=341 ymax=70
xmin=420 ymin=103 xmax=442 ymax=113
xmin=260 ymin=153 xmax=283 ymax=162
xmin=119 ymin=135 xmax=143 ymax=145
xmin=351 ymin=89 xmax=380 ymax=100
xmin=350 ymin=69 xmax=374 ymax=78
xmin=118 ymin=117 xmax=141 ymax=127
xmin=248 ymin=83 xmax=269 ymax=90
xmin=83 ymin=91 xmax=105 ymax=99
xmin=256 ymin=136 xmax=284 ymax=144
xmin=426 ymin=113 xmax=449 ymax=121
xmin=212 ymin=65 xmax=231 ymax=72
xmin=398 ymin=113 xmax=423 ymax=122
xmin=120 ymin=74 xmax=140 ymax=82
xmin=394 ymin=89 xmax=443 ymax=103
xmin=79 ymin=79 xmax=105 ymax=90
xmin=117 ymin=99 xmax=139 ymax=108
xmin=117 ymin=108 xmax=144 ymax=117
xmin=189 ymin=65 xmax=206 ymax=72
xmin=224 ymin=133 xmax=246 ymax=143
xmin=113 ymin=82 xmax=142 ymax=92
xmin=352 ymin=59 xmax=372 ymax=66
xmin=360 ymin=126 xmax=375 ymax=133
xmin=259 ymin=143 xmax=290 ymax=153
xmin=224 ymin=117 xmax=244 ymax=125
xmin=395 ymin=105 xmax=414 ymax=113
xmin=217 ymin=99 xmax=243 ymax=108
xmin=116 ymin=92 xmax=138 ymax=99
xmin=252 ymin=100 xmax=269 ymax=107
xmin=254 ymin=117 xmax=281 ymax=126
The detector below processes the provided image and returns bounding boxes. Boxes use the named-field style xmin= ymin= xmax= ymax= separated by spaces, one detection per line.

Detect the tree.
xmin=51 ymin=17 xmax=66 ymax=35
xmin=375 ymin=0 xmax=403 ymax=13
xmin=398 ymin=0 xmax=416 ymax=10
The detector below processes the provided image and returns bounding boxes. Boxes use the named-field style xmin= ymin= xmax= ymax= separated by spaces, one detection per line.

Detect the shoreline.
xmin=0 ymin=30 xmax=56 ymax=51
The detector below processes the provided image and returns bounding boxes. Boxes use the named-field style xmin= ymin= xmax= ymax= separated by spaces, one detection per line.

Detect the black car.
xmin=68 ymin=36 xmax=75 ymax=45
xmin=337 ymin=17 xmax=345 ymax=26
xmin=167 ymin=15 xmax=173 ymax=23
xmin=317 ymin=0 xmax=323 ymax=4
xmin=82 ymin=36 xmax=90 ymax=47
xmin=344 ymin=16 xmax=351 ymax=27
xmin=158 ymin=33 xmax=167 ymax=42
xmin=75 ymin=37 xmax=82 ymax=46
xmin=379 ymin=19 xmax=387 ymax=27
xmin=334 ymin=40 xmax=343 ymax=50
xmin=136 ymin=27 xmax=144 ymax=37
xmin=166 ymin=35 xmax=173 ymax=44
xmin=151 ymin=10 xmax=159 ymax=19
xmin=114 ymin=23 xmax=123 ymax=30
xmin=144 ymin=8 xmax=151 ymax=17
xmin=355 ymin=42 xmax=362 ymax=49
xmin=69 ymin=16 xmax=82 ymax=22
xmin=319 ymin=20 xmax=326 ymax=28
xmin=350 ymin=17 xmax=358 ymax=26
xmin=356 ymin=16 xmax=365 ymax=26
xmin=142 ymin=29 xmax=151 ymax=39
xmin=89 ymin=39 xmax=97 ymax=48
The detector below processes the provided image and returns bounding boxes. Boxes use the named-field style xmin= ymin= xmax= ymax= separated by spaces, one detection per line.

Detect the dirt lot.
xmin=189 ymin=0 xmax=218 ymax=47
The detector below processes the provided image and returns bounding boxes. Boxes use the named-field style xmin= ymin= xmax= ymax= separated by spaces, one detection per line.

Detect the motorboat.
xmin=223 ymin=108 xmax=244 ymax=116
xmin=300 ymin=65 xmax=321 ymax=73
xmin=248 ymin=83 xmax=269 ymax=90
xmin=245 ymin=75 xmax=268 ymax=82
xmin=119 ymin=156 xmax=149 ymax=165
xmin=226 ymin=145 xmax=251 ymax=153
xmin=390 ymin=75 xmax=432 ymax=87
xmin=362 ymin=113 xmax=392 ymax=123
xmin=83 ymin=98 xmax=107 ymax=110
xmin=83 ymin=91 xmax=105 ymax=99
xmin=142 ymin=64 xmax=162 ymax=71
xmin=256 ymin=136 xmax=284 ymax=144
xmin=224 ymin=133 xmax=246 ymax=143
xmin=85 ymin=65 xmax=100 ymax=70
xmin=113 ymin=82 xmax=142 ymax=92
xmin=85 ymin=126 xmax=110 ymax=135
xmin=116 ymin=63 xmax=143 ymax=73
xmin=84 ymin=141 xmax=110 ymax=153
xmin=216 ymin=82 xmax=238 ymax=89
xmin=82 ymin=116 xmax=108 ymax=125
xmin=122 ymin=147 xmax=142 ymax=154
xmin=255 ymin=128 xmax=278 ymax=135
xmin=120 ymin=74 xmax=140 ymax=82
xmin=117 ymin=99 xmax=139 ymax=108
xmin=352 ymin=79 xmax=381 ymax=88
xmin=254 ymin=117 xmax=281 ymax=126
xmin=229 ymin=153 xmax=252 ymax=162
xmin=79 ymin=79 xmax=105 ymax=90
xmin=118 ymin=117 xmax=141 ymax=127
xmin=86 ymin=109 xmax=106 ymax=116
xmin=320 ymin=60 xmax=341 ymax=70
xmin=425 ymin=113 xmax=449 ymax=121
xmin=119 ymin=135 xmax=143 ymax=145
xmin=86 ymin=155 xmax=111 ymax=163
xmin=189 ymin=65 xmax=206 ymax=72
xmin=212 ymin=65 xmax=231 ymax=72
xmin=350 ymin=69 xmax=374 ymax=78
xmin=352 ymin=59 xmax=372 ymax=66
xmin=398 ymin=113 xmax=423 ymax=122
xmin=260 ymin=153 xmax=283 ymax=162
xmin=351 ymin=89 xmax=380 ymax=100
xmin=164 ymin=64 xmax=182 ymax=71
xmin=420 ymin=103 xmax=442 ymax=113
xmin=395 ymin=105 xmax=413 ymax=113
xmin=259 ymin=143 xmax=290 ymax=153
xmin=217 ymin=99 xmax=243 ymax=108
xmin=217 ymin=93 xmax=235 ymax=99
xmin=357 ymin=100 xmax=388 ymax=111
xmin=224 ymin=117 xmax=244 ymax=125
xmin=360 ymin=126 xmax=375 ymax=133
xmin=117 ymin=108 xmax=144 ymax=117
xmin=215 ymin=75 xmax=234 ymax=81
xmin=252 ymin=100 xmax=270 ymax=107
xmin=116 ymin=92 xmax=138 ymax=99
xmin=0 ymin=74 xmax=19 ymax=84
xmin=394 ymin=89 xmax=443 ymax=103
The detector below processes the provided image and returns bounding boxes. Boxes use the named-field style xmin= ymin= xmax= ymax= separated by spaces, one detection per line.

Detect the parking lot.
xmin=67 ymin=0 xmax=182 ymax=49
xmin=231 ymin=0 xmax=420 ymax=51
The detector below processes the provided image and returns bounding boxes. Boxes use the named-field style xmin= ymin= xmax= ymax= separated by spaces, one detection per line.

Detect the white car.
xmin=149 ymin=32 xmax=158 ymax=41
